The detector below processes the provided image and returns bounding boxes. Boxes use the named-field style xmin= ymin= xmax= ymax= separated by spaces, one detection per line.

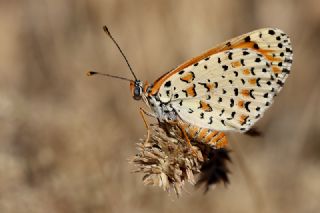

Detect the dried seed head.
xmin=130 ymin=123 xmax=231 ymax=196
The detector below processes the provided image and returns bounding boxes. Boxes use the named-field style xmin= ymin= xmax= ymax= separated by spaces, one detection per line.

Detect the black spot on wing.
xmin=243 ymin=51 xmax=249 ymax=56
xmin=249 ymin=89 xmax=255 ymax=99
xmin=245 ymin=102 xmax=251 ymax=112
xmin=256 ymin=78 xmax=261 ymax=87
xmin=222 ymin=65 xmax=228 ymax=71
xmin=164 ymin=81 xmax=171 ymax=87
xmin=230 ymin=99 xmax=234 ymax=107
xmin=266 ymin=62 xmax=271 ymax=67
xmin=250 ymin=67 xmax=256 ymax=75
xmin=241 ymin=79 xmax=245 ymax=85
xmin=268 ymin=29 xmax=275 ymax=35
xmin=234 ymin=88 xmax=238 ymax=96
xmin=286 ymin=48 xmax=293 ymax=53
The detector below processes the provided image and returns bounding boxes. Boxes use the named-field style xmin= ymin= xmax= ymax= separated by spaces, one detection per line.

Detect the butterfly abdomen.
xmin=181 ymin=122 xmax=228 ymax=148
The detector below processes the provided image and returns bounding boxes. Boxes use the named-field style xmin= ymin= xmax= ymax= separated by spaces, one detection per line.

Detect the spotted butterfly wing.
xmin=156 ymin=28 xmax=292 ymax=132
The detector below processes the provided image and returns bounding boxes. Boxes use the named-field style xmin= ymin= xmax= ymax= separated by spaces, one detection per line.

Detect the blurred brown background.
xmin=0 ymin=0 xmax=320 ymax=212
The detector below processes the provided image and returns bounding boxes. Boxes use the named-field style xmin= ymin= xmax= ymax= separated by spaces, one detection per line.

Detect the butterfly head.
xmin=130 ymin=80 xmax=143 ymax=100
xmin=130 ymin=80 xmax=150 ymax=101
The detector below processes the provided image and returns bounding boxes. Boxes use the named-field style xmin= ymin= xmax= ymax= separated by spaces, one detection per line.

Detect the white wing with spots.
xmin=157 ymin=28 xmax=293 ymax=132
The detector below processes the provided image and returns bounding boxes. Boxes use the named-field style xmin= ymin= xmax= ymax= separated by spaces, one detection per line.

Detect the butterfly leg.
xmin=139 ymin=107 xmax=156 ymax=145
xmin=175 ymin=122 xmax=192 ymax=148
xmin=178 ymin=123 xmax=201 ymax=158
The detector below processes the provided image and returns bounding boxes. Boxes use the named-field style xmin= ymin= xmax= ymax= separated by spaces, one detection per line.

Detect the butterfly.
xmin=88 ymin=26 xmax=293 ymax=150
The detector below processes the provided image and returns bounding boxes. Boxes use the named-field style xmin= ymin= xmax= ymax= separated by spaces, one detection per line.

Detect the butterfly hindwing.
xmin=157 ymin=28 xmax=292 ymax=132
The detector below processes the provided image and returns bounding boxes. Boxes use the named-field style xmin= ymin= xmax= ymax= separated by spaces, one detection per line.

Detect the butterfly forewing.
xmin=156 ymin=28 xmax=293 ymax=132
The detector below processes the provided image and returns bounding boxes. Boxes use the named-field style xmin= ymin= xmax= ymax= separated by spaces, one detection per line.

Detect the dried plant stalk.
xmin=130 ymin=123 xmax=231 ymax=196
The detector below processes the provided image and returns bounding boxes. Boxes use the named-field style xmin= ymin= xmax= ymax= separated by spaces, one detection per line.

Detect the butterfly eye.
xmin=133 ymin=85 xmax=142 ymax=100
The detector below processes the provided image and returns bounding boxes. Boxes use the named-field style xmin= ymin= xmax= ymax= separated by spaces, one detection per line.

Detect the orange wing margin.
xmin=149 ymin=30 xmax=280 ymax=95
xmin=150 ymin=42 xmax=231 ymax=95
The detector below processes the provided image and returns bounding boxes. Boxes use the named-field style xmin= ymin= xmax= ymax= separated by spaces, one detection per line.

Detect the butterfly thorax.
xmin=129 ymin=79 xmax=177 ymax=122
xmin=146 ymin=94 xmax=177 ymax=122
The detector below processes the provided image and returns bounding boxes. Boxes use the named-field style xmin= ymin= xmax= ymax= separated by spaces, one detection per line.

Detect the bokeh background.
xmin=1 ymin=0 xmax=320 ymax=212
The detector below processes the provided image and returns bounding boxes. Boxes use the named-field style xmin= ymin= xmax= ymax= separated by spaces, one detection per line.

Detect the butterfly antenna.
xmin=87 ymin=71 xmax=131 ymax=82
xmin=103 ymin=26 xmax=138 ymax=80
